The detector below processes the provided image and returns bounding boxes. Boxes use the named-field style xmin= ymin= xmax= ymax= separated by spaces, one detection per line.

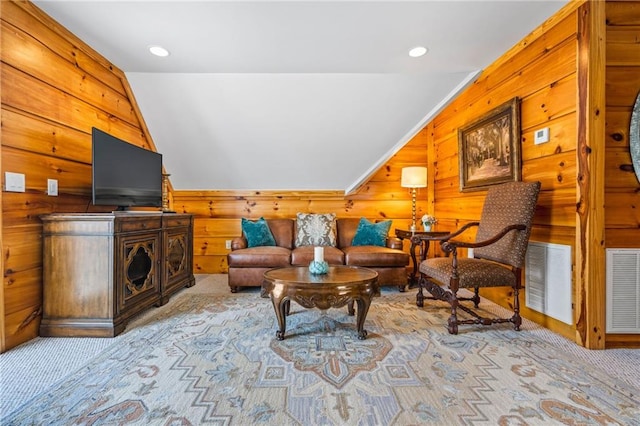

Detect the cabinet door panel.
xmin=162 ymin=226 xmax=194 ymax=301
xmin=117 ymin=232 xmax=161 ymax=315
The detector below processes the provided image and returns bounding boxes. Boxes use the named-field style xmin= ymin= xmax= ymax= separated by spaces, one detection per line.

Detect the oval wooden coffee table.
xmin=263 ymin=266 xmax=379 ymax=340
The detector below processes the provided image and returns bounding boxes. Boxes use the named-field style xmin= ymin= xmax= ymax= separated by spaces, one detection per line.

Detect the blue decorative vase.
xmin=423 ymin=224 xmax=432 ymax=232
xmin=309 ymin=260 xmax=329 ymax=275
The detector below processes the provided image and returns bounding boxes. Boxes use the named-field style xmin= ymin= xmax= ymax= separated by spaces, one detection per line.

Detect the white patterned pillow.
xmin=295 ymin=213 xmax=337 ymax=247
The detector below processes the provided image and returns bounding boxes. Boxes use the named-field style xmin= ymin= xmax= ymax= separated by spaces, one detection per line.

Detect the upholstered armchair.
xmin=413 ymin=181 xmax=541 ymax=334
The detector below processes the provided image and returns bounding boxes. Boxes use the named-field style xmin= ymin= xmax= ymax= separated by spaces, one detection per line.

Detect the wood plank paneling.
xmin=604 ymin=1 xmax=640 ymax=347
xmin=604 ymin=8 xmax=640 ymax=348
xmin=1 ymin=1 xmax=125 ymax=96
xmin=3 ymin=147 xmax=92 ymax=196
xmin=2 ymin=193 xmax=95 ymax=227
xmin=1 ymin=20 xmax=139 ymax=127
xmin=605 ymin=109 xmax=632 ymax=148
xmin=1 ymin=64 xmax=148 ymax=149
xmin=520 ymin=74 xmax=577 ymax=131
xmin=605 ymin=1 xmax=640 ymax=25
xmin=521 ymin=113 xmax=577 ymax=161
xmin=2 ymin=108 xmax=92 ymax=163
xmin=573 ymin=0 xmax=607 ymax=349
xmin=606 ymin=228 xmax=640 ymax=248
xmin=606 ymin=67 xmax=640 ymax=106
xmin=3 ymin=226 xmax=42 ymax=274
xmin=605 ymin=148 xmax=640 ymax=188
xmin=0 ymin=0 xmax=159 ymax=352
xmin=4 ymin=268 xmax=42 ymax=314
xmin=424 ymin=2 xmax=587 ymax=344
xmin=176 ymin=199 xmax=417 ymax=221
xmin=605 ymin=192 xmax=640 ymax=227
xmin=521 ymin=151 xmax=577 ymax=191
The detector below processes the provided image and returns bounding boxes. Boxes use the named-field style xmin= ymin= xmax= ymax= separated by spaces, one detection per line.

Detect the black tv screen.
xmin=92 ymin=127 xmax=162 ymax=209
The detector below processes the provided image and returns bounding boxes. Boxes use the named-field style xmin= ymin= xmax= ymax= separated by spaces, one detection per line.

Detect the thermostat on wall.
xmin=534 ymin=127 xmax=550 ymax=145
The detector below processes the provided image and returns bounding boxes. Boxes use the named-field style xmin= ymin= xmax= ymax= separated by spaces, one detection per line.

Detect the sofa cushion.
xmin=227 ymin=246 xmax=291 ymax=268
xmin=291 ymin=246 xmax=345 ymax=266
xmin=351 ymin=218 xmax=392 ymax=247
xmin=241 ymin=217 xmax=276 ymax=248
xmin=336 ymin=218 xmax=360 ymax=249
xmin=294 ymin=212 xmax=337 ymax=247
xmin=342 ymin=246 xmax=409 ymax=267
xmin=266 ymin=218 xmax=295 ymax=249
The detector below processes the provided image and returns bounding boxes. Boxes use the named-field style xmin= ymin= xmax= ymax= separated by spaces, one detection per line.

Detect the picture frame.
xmin=458 ymin=97 xmax=521 ymax=192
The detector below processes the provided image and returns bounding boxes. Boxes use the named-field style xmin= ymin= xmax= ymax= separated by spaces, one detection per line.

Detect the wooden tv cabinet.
xmin=39 ymin=212 xmax=195 ymax=337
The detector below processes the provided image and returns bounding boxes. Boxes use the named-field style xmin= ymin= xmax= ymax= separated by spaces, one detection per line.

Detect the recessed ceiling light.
xmin=149 ymin=45 xmax=170 ymax=57
xmin=409 ymin=46 xmax=428 ymax=58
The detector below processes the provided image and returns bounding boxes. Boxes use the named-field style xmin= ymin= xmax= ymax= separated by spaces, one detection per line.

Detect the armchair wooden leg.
xmin=416 ymin=274 xmax=425 ymax=308
xmin=448 ymin=275 xmax=460 ymax=335
xmin=512 ymin=283 xmax=522 ymax=331
xmin=447 ymin=291 xmax=459 ymax=335
xmin=472 ymin=287 xmax=480 ymax=308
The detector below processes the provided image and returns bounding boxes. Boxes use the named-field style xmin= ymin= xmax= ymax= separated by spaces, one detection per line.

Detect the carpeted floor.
xmin=1 ymin=274 xmax=639 ymax=425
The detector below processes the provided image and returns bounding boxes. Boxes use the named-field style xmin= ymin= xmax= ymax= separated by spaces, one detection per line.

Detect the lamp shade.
xmin=401 ymin=167 xmax=427 ymax=188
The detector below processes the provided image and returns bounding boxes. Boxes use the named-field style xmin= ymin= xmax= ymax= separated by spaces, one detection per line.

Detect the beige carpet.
xmin=1 ymin=274 xmax=639 ymax=425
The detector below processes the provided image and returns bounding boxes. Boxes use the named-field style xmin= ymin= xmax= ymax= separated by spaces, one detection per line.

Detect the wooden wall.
xmin=415 ymin=0 xmax=639 ymax=348
xmin=172 ymin=130 xmax=430 ymax=274
xmin=424 ymin=3 xmax=582 ymax=342
xmin=603 ymin=0 xmax=640 ymax=348
xmin=1 ymin=0 xmax=157 ymax=352
xmin=605 ymin=1 xmax=640 ymax=244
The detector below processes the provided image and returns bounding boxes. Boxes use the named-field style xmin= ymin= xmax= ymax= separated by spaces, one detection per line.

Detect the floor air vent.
xmin=525 ymin=242 xmax=572 ymax=325
xmin=606 ymin=249 xmax=640 ymax=333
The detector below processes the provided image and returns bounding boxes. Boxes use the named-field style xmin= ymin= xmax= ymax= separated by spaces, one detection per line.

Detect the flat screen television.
xmin=92 ymin=127 xmax=163 ymax=210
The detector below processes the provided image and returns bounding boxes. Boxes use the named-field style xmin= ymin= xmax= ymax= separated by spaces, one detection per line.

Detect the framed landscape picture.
xmin=458 ymin=97 xmax=521 ymax=192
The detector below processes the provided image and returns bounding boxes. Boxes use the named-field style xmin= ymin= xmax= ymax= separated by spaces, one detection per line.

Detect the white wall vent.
xmin=606 ymin=249 xmax=640 ymax=333
xmin=525 ymin=242 xmax=572 ymax=325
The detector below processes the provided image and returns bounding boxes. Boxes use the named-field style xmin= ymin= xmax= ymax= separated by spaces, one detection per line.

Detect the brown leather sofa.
xmin=227 ymin=218 xmax=410 ymax=293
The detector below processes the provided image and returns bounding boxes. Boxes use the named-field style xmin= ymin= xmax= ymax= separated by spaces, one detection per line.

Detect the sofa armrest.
xmin=231 ymin=236 xmax=247 ymax=250
xmin=386 ymin=237 xmax=403 ymax=250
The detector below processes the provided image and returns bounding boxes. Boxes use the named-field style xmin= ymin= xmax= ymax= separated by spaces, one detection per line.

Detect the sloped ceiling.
xmin=33 ymin=0 xmax=567 ymax=192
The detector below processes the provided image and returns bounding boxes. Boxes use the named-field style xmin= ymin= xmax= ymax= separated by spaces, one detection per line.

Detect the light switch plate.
xmin=47 ymin=179 xmax=58 ymax=196
xmin=534 ymin=127 xmax=550 ymax=145
xmin=5 ymin=172 xmax=26 ymax=192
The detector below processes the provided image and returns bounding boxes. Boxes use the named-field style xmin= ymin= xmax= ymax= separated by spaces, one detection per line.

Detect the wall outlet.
xmin=468 ymin=248 xmax=474 ymax=258
xmin=4 ymin=172 xmax=26 ymax=192
xmin=225 ymin=240 xmax=232 ymax=250
xmin=47 ymin=179 xmax=59 ymax=196
xmin=534 ymin=127 xmax=550 ymax=145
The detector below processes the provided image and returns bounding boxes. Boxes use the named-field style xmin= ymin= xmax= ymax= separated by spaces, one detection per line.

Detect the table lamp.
xmin=401 ymin=166 xmax=427 ymax=231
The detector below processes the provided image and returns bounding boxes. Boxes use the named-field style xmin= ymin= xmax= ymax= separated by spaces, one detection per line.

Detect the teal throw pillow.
xmin=351 ymin=218 xmax=392 ymax=247
xmin=241 ymin=217 xmax=276 ymax=248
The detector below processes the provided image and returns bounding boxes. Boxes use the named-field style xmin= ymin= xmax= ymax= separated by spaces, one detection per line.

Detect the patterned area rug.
xmin=5 ymin=286 xmax=640 ymax=425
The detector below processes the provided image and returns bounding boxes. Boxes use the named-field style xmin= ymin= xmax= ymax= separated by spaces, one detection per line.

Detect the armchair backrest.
xmin=473 ymin=181 xmax=541 ymax=268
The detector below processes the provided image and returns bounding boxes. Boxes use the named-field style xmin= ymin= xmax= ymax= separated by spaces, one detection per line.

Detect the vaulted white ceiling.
xmin=33 ymin=0 xmax=567 ymax=192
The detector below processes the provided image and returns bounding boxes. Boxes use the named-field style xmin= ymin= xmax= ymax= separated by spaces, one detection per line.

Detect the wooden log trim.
xmin=575 ymin=1 xmax=606 ymax=349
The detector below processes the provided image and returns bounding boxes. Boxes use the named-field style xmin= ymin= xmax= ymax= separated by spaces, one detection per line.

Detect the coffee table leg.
xmin=271 ymin=296 xmax=288 ymax=340
xmin=347 ymin=300 xmax=355 ymax=316
xmin=354 ymin=297 xmax=371 ymax=340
